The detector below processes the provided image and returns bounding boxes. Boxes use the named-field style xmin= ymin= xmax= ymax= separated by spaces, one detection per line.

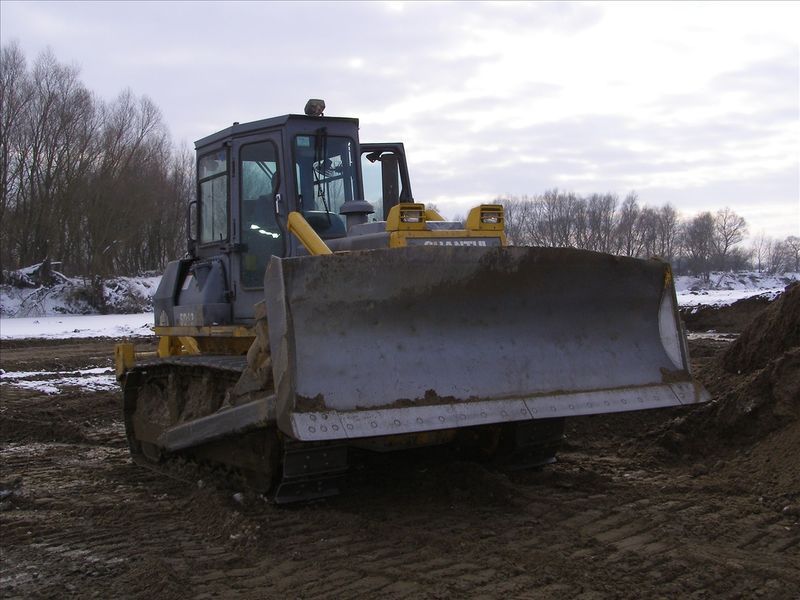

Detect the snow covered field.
xmin=674 ymin=272 xmax=797 ymax=308
xmin=0 ymin=313 xmax=153 ymax=394
xmin=0 ymin=312 xmax=154 ymax=340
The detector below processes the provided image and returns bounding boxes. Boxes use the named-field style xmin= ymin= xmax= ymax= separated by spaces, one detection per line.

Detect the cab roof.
xmin=194 ymin=114 xmax=360 ymax=150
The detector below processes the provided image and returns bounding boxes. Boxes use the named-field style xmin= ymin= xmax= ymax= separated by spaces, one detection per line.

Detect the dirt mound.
xmin=701 ymin=348 xmax=800 ymax=437
xmin=680 ymin=293 xmax=772 ymax=333
xmin=660 ymin=284 xmax=800 ymax=465
xmin=723 ymin=282 xmax=800 ymax=372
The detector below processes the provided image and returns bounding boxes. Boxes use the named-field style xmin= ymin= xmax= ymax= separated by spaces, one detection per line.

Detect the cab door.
xmin=360 ymin=143 xmax=413 ymax=221
xmin=230 ymin=132 xmax=285 ymax=322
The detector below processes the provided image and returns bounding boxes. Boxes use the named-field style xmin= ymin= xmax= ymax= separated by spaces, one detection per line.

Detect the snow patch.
xmin=1 ymin=265 xmax=161 ymax=317
xmin=0 ymin=313 xmax=155 ymax=339
xmin=1 ymin=367 xmax=117 ymax=395
xmin=675 ymin=271 xmax=798 ymax=308
xmin=685 ymin=332 xmax=739 ymax=342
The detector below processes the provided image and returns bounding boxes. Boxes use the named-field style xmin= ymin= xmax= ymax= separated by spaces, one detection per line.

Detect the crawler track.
xmin=123 ymin=356 xmax=351 ymax=503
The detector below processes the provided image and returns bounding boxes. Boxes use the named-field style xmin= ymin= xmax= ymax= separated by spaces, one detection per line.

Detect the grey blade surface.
xmin=265 ymin=246 xmax=705 ymax=440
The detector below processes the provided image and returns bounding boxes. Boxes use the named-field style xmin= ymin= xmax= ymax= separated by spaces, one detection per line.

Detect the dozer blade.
xmin=265 ymin=246 xmax=709 ymax=442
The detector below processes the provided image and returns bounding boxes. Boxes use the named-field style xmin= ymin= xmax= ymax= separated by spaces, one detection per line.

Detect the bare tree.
xmin=751 ymin=233 xmax=769 ymax=273
xmin=614 ymin=192 xmax=642 ymax=257
xmin=765 ymin=239 xmax=788 ymax=274
xmin=498 ymin=195 xmax=533 ymax=246
xmin=572 ymin=196 xmax=589 ymax=249
xmin=713 ymin=207 xmax=747 ymax=270
xmin=784 ymin=236 xmax=800 ymax=272
xmin=682 ymin=212 xmax=715 ymax=280
xmin=655 ymin=204 xmax=680 ymax=263
xmin=0 ymin=43 xmax=194 ymax=283
xmin=584 ymin=193 xmax=617 ymax=253
xmin=535 ymin=189 xmax=581 ymax=247
xmin=498 ymin=191 xmax=701 ymax=275
xmin=636 ymin=206 xmax=659 ymax=258
xmin=8 ymin=48 xmax=97 ymax=268
xmin=0 ymin=42 xmax=34 ymax=273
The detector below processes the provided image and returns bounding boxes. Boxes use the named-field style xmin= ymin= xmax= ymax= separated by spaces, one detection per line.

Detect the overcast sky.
xmin=2 ymin=1 xmax=798 ymax=238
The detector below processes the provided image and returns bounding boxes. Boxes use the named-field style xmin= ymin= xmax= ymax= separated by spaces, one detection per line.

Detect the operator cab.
xmin=157 ymin=101 xmax=413 ymax=327
xmin=192 ymin=99 xmax=412 ymax=254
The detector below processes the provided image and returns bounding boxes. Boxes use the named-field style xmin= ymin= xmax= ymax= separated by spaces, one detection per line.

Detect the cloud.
xmin=2 ymin=1 xmax=797 ymax=238
xmin=713 ymin=52 xmax=800 ymax=97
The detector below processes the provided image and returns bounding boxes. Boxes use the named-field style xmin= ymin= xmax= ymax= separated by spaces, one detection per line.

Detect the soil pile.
xmin=680 ymin=293 xmax=773 ymax=332
xmin=711 ymin=282 xmax=800 ymax=437
xmin=723 ymin=282 xmax=800 ymax=372
xmin=663 ymin=283 xmax=800 ymax=452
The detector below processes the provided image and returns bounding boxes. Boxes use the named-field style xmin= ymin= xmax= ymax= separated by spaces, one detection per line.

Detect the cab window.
xmin=294 ymin=133 xmax=355 ymax=238
xmin=199 ymin=150 xmax=228 ymax=244
xmin=240 ymin=141 xmax=282 ymax=288
xmin=361 ymin=150 xmax=401 ymax=222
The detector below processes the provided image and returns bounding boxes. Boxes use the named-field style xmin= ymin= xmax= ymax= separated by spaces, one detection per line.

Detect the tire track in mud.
xmin=217 ymin=458 xmax=798 ymax=599
xmin=1 ymin=338 xmax=799 ymax=599
xmin=3 ymin=429 xmax=799 ymax=599
xmin=1 ymin=444 xmax=222 ymax=598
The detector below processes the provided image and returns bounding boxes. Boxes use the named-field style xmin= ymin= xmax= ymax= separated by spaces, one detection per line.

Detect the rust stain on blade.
xmin=660 ymin=367 xmax=691 ymax=383
xmin=295 ymin=393 xmax=327 ymax=412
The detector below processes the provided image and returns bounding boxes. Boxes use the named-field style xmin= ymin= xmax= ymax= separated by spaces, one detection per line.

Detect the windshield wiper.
xmin=313 ymin=127 xmax=332 ymax=226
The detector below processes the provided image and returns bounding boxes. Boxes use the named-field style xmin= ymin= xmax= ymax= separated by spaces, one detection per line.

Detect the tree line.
xmin=497 ymin=192 xmax=798 ymax=277
xmin=0 ymin=42 xmax=191 ymax=280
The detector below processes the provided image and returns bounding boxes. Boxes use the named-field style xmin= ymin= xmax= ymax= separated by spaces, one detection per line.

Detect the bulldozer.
xmin=115 ymin=100 xmax=710 ymax=503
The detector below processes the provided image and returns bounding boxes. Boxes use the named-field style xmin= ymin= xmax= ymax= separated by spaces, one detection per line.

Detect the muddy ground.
xmin=1 ymin=306 xmax=798 ymax=598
